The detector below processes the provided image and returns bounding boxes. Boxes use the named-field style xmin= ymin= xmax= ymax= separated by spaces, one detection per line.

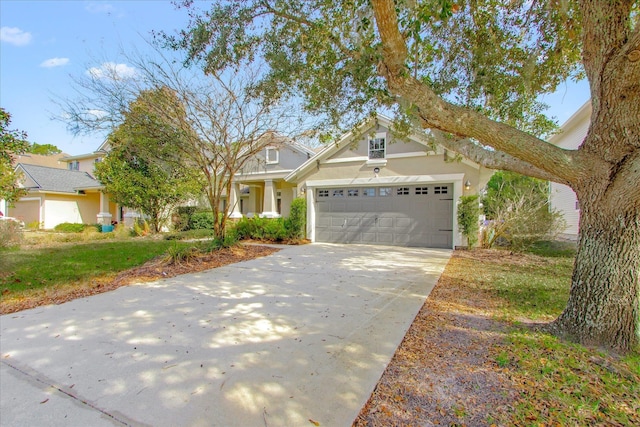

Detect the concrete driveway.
xmin=1 ymin=243 xmax=451 ymax=427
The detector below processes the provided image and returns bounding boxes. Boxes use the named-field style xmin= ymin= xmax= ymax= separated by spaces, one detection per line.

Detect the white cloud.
xmin=87 ymin=62 xmax=136 ymax=80
xmin=86 ymin=109 xmax=108 ymax=119
xmin=85 ymin=2 xmax=115 ymax=14
xmin=1 ymin=27 xmax=33 ymax=46
xmin=40 ymin=57 xmax=70 ymax=68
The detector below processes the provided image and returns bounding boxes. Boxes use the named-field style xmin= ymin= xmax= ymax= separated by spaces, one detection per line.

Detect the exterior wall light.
xmin=464 ymin=180 xmax=471 ymax=190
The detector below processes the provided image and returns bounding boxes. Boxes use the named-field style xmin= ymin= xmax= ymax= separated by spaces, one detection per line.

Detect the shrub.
xmin=163 ymin=243 xmax=200 ymax=265
xmin=173 ymin=206 xmax=197 ymax=231
xmin=457 ymin=195 xmax=480 ymax=248
xmin=133 ymin=219 xmax=151 ymax=236
xmin=285 ymin=197 xmax=307 ymax=239
xmin=481 ymin=171 xmax=566 ymax=251
xmin=232 ymin=215 xmax=298 ymax=242
xmin=0 ymin=220 xmax=23 ymax=249
xmin=54 ymin=223 xmax=86 ymax=233
xmin=189 ymin=211 xmax=216 ymax=230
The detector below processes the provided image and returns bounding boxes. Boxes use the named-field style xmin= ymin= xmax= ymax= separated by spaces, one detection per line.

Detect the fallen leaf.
xmin=308 ymin=419 xmax=320 ymax=426
xmin=40 ymin=398 xmax=49 ymax=404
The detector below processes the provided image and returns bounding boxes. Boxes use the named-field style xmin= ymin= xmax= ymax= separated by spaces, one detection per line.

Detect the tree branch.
xmin=433 ymin=132 xmax=567 ymax=184
xmin=370 ymin=0 xmax=607 ymax=184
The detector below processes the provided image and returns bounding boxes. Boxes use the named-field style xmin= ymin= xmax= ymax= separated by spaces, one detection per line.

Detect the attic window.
xmin=266 ymin=147 xmax=279 ymax=164
xmin=369 ymin=137 xmax=386 ymax=159
xmin=68 ymin=161 xmax=79 ymax=171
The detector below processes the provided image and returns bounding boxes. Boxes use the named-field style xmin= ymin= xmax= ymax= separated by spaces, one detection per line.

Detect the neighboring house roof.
xmin=16 ymin=164 xmax=103 ymax=193
xmin=60 ymin=150 xmax=108 ymax=162
xmin=12 ymin=152 xmax=69 ymax=169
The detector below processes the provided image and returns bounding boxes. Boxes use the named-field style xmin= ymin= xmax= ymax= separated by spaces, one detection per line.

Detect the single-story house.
xmin=548 ymin=101 xmax=590 ymax=240
xmin=228 ymin=116 xmax=492 ymax=249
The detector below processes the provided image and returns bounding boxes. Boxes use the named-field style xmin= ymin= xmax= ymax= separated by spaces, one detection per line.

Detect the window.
xmin=266 ymin=147 xmax=279 ymax=164
xmin=362 ymin=188 xmax=375 ymax=197
xmin=369 ymin=137 xmax=386 ymax=159
xmin=434 ymin=186 xmax=449 ymax=194
xmin=332 ymin=189 xmax=344 ymax=197
xmin=415 ymin=187 xmax=429 ymax=195
xmin=68 ymin=161 xmax=79 ymax=171
xmin=318 ymin=189 xmax=329 ymax=198
xmin=396 ymin=187 xmax=409 ymax=195
xmin=347 ymin=189 xmax=359 ymax=197
xmin=379 ymin=187 xmax=392 ymax=196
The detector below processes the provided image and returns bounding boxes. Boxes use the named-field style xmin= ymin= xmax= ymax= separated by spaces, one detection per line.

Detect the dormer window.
xmin=368 ymin=135 xmax=386 ymax=159
xmin=68 ymin=161 xmax=80 ymax=171
xmin=266 ymin=147 xmax=279 ymax=164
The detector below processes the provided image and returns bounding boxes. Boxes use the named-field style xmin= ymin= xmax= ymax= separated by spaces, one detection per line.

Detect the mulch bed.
xmin=0 ymin=244 xmax=279 ymax=315
xmin=353 ymin=250 xmax=517 ymax=426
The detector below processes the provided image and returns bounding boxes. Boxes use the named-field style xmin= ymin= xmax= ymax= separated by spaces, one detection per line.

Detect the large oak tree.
xmin=167 ymin=0 xmax=640 ymax=351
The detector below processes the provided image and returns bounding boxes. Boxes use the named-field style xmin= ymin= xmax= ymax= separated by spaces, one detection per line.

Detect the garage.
xmin=314 ymin=184 xmax=453 ymax=248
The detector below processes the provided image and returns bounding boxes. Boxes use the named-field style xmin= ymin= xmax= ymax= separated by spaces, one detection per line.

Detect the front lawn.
xmin=355 ymin=243 xmax=639 ymax=426
xmin=0 ymin=239 xmax=194 ymax=308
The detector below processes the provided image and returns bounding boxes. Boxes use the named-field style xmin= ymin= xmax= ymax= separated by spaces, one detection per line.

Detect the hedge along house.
xmin=284 ymin=116 xmax=493 ymax=249
xmin=226 ymin=136 xmax=316 ymax=219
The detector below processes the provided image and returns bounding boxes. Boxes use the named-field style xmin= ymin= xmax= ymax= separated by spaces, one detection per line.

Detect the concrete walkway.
xmin=1 ymin=243 xmax=451 ymax=427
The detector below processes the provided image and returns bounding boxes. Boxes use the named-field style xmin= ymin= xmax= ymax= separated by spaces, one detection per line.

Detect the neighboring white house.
xmin=548 ymin=101 xmax=591 ymax=240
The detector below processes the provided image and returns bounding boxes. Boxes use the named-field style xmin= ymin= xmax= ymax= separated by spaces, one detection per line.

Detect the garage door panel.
xmin=315 ymin=184 xmax=453 ymax=248
xmin=395 ymin=217 xmax=411 ymax=228
xmin=361 ymin=232 xmax=377 ymax=243
xmin=376 ymin=232 xmax=394 ymax=244
xmin=394 ymin=233 xmax=411 ymax=245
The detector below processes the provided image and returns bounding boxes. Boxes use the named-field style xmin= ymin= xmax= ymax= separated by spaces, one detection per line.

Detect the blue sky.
xmin=1 ymin=1 xmax=591 ymax=156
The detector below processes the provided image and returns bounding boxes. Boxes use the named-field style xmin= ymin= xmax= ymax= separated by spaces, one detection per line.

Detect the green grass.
xmin=465 ymin=244 xmax=640 ymax=426
xmin=1 ymin=239 xmax=194 ymax=297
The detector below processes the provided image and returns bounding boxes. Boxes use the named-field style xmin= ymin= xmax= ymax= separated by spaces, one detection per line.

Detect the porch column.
xmin=261 ymin=179 xmax=279 ymax=218
xmin=228 ymin=183 xmax=243 ymax=219
xmin=96 ymin=191 xmax=112 ymax=225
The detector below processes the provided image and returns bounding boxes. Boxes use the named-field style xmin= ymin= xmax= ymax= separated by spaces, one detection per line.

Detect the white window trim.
xmin=266 ymin=147 xmax=279 ymax=165
xmin=368 ymin=132 xmax=387 ymax=160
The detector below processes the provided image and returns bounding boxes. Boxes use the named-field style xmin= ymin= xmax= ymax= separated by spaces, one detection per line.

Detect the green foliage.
xmin=173 ymin=206 xmax=198 ymax=231
xmin=0 ymin=108 xmax=30 ymax=205
xmin=95 ymin=89 xmax=203 ymax=233
xmin=0 ymin=240 xmax=194 ymax=296
xmin=233 ymin=217 xmax=287 ymax=241
xmin=285 ymin=197 xmax=307 ymax=240
xmin=53 ymin=223 xmax=87 ymax=233
xmin=133 ymin=219 xmax=151 ymax=237
xmin=189 ymin=211 xmax=216 ymax=230
xmin=481 ymin=171 xmax=565 ymax=250
xmin=457 ymin=195 xmax=480 ymax=248
xmin=28 ymin=143 xmax=61 ymax=155
xmin=163 ymin=243 xmax=200 ymax=265
xmin=233 ymin=212 xmax=305 ymax=243
xmin=165 ymin=1 xmax=581 ymax=136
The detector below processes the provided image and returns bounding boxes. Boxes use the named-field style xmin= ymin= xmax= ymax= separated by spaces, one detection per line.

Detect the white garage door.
xmin=315 ymin=184 xmax=453 ymax=248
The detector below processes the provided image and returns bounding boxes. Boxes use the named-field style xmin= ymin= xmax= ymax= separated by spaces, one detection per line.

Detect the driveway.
xmin=1 ymin=243 xmax=451 ymax=427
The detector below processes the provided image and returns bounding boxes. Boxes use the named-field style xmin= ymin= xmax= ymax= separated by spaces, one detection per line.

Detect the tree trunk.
xmin=550 ymin=200 xmax=640 ymax=352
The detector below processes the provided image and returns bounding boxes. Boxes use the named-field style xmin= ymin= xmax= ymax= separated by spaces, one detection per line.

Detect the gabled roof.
xmin=284 ymin=115 xmax=439 ymax=183
xmin=16 ymin=164 xmax=103 ymax=193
